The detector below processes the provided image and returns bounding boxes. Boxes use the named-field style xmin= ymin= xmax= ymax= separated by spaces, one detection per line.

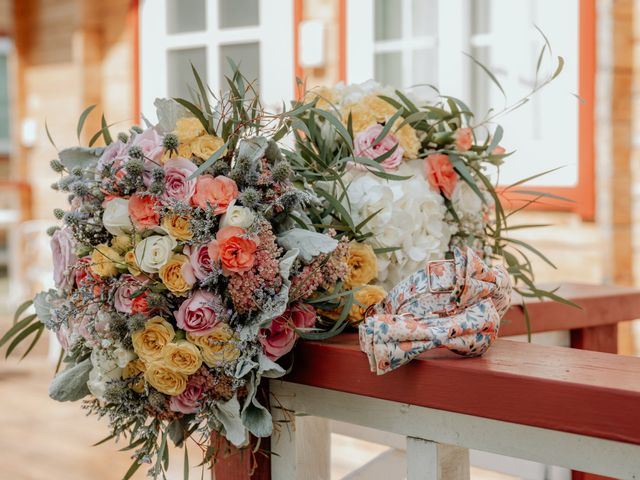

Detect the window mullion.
xmin=401 ymin=0 xmax=412 ymax=88
xmin=207 ymin=0 xmax=220 ymax=92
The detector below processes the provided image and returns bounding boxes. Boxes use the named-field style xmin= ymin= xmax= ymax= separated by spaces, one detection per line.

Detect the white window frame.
xmin=0 ymin=37 xmax=11 ymax=155
xmin=139 ymin=0 xmax=294 ymax=122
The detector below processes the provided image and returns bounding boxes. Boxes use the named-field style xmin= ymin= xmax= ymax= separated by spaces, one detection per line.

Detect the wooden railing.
xmin=213 ymin=284 xmax=640 ymax=479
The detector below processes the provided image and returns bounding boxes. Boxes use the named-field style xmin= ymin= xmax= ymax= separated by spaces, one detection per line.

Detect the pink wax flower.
xmin=128 ymin=193 xmax=160 ymax=230
xmin=169 ymin=377 xmax=205 ymax=414
xmin=424 ymin=153 xmax=458 ymax=199
xmin=191 ymin=175 xmax=239 ymax=214
xmin=454 ymin=127 xmax=473 ymax=152
xmin=176 ymin=290 xmax=224 ymax=335
xmin=51 ymin=228 xmax=77 ymax=292
xmin=182 ymin=244 xmax=214 ymax=282
xmin=162 ymin=157 xmax=198 ymax=202
xmin=259 ymin=303 xmax=317 ymax=360
xmin=353 ymin=124 xmax=404 ymax=171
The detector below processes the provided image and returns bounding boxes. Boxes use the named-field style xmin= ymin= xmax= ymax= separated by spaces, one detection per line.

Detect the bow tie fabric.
xmin=358 ymin=247 xmax=512 ymax=375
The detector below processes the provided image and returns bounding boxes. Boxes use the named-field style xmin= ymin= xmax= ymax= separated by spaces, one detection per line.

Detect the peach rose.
xmin=208 ymin=226 xmax=257 ymax=274
xmin=128 ymin=193 xmax=160 ymax=230
xmin=424 ymin=153 xmax=458 ymax=199
xmin=492 ymin=145 xmax=506 ymax=155
xmin=454 ymin=127 xmax=473 ymax=152
xmin=191 ymin=175 xmax=238 ymax=214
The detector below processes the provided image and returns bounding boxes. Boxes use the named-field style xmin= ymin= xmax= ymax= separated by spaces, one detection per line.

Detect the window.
xmin=345 ymin=0 xmax=592 ymax=217
xmin=0 ymin=38 xmax=10 ymax=155
xmin=139 ymin=0 xmax=294 ymax=122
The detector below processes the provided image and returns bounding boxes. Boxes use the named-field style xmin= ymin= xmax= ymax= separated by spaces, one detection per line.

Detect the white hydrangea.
xmin=344 ymin=160 xmax=452 ymax=289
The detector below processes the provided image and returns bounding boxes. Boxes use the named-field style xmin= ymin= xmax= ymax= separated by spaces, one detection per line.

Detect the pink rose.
xmin=129 ymin=128 xmax=164 ymax=184
xmin=128 ymin=193 xmax=160 ymax=230
xmin=259 ymin=303 xmax=316 ymax=360
xmin=114 ymin=275 xmax=148 ymax=314
xmin=191 ymin=175 xmax=239 ymax=214
xmin=182 ymin=244 xmax=214 ymax=282
xmin=424 ymin=153 xmax=458 ymax=199
xmin=169 ymin=378 xmax=205 ymax=414
xmin=51 ymin=228 xmax=77 ymax=292
xmin=353 ymin=124 xmax=404 ymax=171
xmin=162 ymin=157 xmax=198 ymax=202
xmin=176 ymin=290 xmax=224 ymax=335
xmin=454 ymin=127 xmax=473 ymax=152
xmin=97 ymin=140 xmax=128 ymax=174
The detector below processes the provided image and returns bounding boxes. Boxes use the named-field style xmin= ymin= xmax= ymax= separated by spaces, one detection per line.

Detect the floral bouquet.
xmin=1 ymin=49 xmax=568 ymax=478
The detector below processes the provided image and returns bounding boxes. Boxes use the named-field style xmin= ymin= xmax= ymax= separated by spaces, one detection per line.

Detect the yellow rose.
xmin=345 ymin=242 xmax=378 ymax=288
xmin=124 ymin=250 xmax=141 ymax=276
xmin=304 ymin=86 xmax=338 ymax=110
xmin=161 ymin=143 xmax=193 ymax=164
xmin=161 ymin=214 xmax=193 ymax=241
xmin=158 ymin=254 xmax=192 ymax=296
xmin=131 ymin=316 xmax=176 ymax=362
xmin=187 ymin=324 xmax=240 ymax=368
xmin=111 ymin=235 xmax=132 ymax=254
xmin=90 ymin=244 xmax=123 ymax=277
xmin=348 ymin=285 xmax=387 ymax=324
xmin=122 ymin=359 xmax=146 ymax=394
xmin=162 ymin=340 xmax=202 ymax=375
xmin=174 ymin=117 xmax=205 ymax=143
xmin=190 ymin=134 xmax=225 ymax=160
xmin=144 ymin=362 xmax=187 ymax=396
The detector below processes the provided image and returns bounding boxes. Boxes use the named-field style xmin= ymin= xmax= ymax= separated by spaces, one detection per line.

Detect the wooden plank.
xmin=570 ymin=324 xmax=618 ymax=354
xmin=272 ymin=381 xmax=640 ymax=479
xmin=406 ymin=439 xmax=470 ymax=480
xmin=502 ymin=283 xmax=640 ymax=336
xmin=284 ymin=336 xmax=640 ymax=445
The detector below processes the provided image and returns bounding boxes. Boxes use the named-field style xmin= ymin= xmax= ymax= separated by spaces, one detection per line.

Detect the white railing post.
xmin=406 ymin=437 xmax=470 ymax=480
xmin=271 ymin=404 xmax=331 ymax=480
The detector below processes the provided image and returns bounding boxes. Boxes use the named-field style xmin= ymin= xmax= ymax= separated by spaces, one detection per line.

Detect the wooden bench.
xmin=214 ymin=284 xmax=640 ymax=480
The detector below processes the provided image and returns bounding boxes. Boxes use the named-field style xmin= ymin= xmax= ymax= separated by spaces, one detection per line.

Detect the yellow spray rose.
xmin=190 ymin=134 xmax=225 ymax=160
xmin=124 ymin=250 xmax=141 ymax=276
xmin=162 ymin=340 xmax=202 ymax=375
xmin=345 ymin=242 xmax=378 ymax=288
xmin=174 ymin=117 xmax=205 ymax=143
xmin=161 ymin=214 xmax=193 ymax=241
xmin=131 ymin=316 xmax=175 ymax=362
xmin=187 ymin=324 xmax=240 ymax=368
xmin=144 ymin=362 xmax=187 ymax=396
xmin=90 ymin=244 xmax=123 ymax=277
xmin=158 ymin=254 xmax=192 ymax=296
xmin=111 ymin=235 xmax=132 ymax=254
xmin=122 ymin=359 xmax=146 ymax=394
xmin=348 ymin=285 xmax=387 ymax=324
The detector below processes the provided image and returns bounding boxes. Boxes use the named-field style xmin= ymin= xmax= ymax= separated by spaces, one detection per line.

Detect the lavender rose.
xmin=51 ymin=228 xmax=78 ymax=292
xmin=162 ymin=157 xmax=198 ymax=202
xmin=175 ymin=290 xmax=225 ymax=335
xmin=169 ymin=378 xmax=205 ymax=414
xmin=353 ymin=123 xmax=404 ymax=171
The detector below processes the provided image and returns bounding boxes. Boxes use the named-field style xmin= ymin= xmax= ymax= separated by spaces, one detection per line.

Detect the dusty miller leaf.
xmin=277 ymin=228 xmax=338 ymax=263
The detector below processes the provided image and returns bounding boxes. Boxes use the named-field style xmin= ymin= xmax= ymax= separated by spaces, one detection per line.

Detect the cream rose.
xmin=134 ymin=235 xmax=177 ymax=273
xmin=131 ymin=316 xmax=176 ymax=362
xmin=220 ymin=200 xmax=254 ymax=229
xmin=144 ymin=362 xmax=187 ymax=396
xmin=162 ymin=340 xmax=202 ymax=375
xmin=102 ymin=198 xmax=133 ymax=236
xmin=187 ymin=324 xmax=240 ymax=368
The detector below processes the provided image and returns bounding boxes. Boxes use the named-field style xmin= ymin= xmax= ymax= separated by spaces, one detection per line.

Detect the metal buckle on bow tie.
xmin=427 ymin=259 xmax=456 ymax=293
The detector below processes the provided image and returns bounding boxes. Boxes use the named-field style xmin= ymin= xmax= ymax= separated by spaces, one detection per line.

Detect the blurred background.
xmin=0 ymin=0 xmax=638 ymax=479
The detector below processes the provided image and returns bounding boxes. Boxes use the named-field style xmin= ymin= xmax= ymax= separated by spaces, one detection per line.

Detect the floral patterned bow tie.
xmin=358 ymin=247 xmax=512 ymax=375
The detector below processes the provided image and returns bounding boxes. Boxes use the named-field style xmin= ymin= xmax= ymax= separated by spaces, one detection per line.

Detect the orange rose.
xmin=424 ymin=153 xmax=458 ymax=199
xmin=128 ymin=193 xmax=160 ymax=230
xmin=208 ymin=226 xmax=257 ymax=274
xmin=191 ymin=175 xmax=238 ymax=214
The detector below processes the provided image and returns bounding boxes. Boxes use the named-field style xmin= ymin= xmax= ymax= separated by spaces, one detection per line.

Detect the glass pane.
xmin=374 ymin=0 xmax=402 ymax=41
xmin=374 ymin=52 xmax=402 ymax=88
xmin=0 ymin=55 xmax=8 ymax=141
xmin=219 ymin=0 xmax=259 ymax=28
xmin=166 ymin=0 xmax=206 ymax=34
xmin=220 ymin=42 xmax=260 ymax=86
xmin=411 ymin=48 xmax=438 ymax=91
xmin=412 ymin=0 xmax=438 ymax=37
xmin=167 ymin=48 xmax=207 ymax=99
